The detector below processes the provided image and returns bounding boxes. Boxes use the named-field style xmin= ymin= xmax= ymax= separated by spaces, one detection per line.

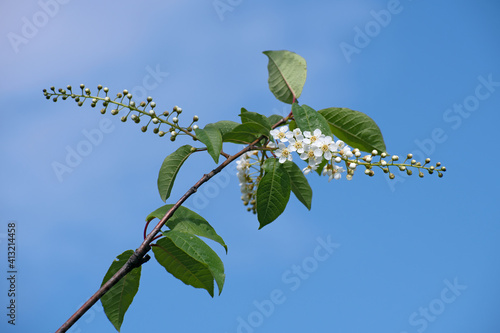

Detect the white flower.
xmin=336 ymin=140 xmax=353 ymax=158
xmin=300 ymin=144 xmax=323 ymax=166
xmin=292 ymin=128 xmax=303 ymax=138
xmin=302 ymin=164 xmax=318 ymax=175
xmin=316 ymin=136 xmax=338 ymax=160
xmin=321 ymin=163 xmax=346 ymax=181
xmin=270 ymin=126 xmax=293 ymax=142
xmin=275 ymin=143 xmax=292 ymax=163
xmin=331 ymin=165 xmax=345 ymax=181
xmin=267 ymin=141 xmax=277 ymax=149
xmin=288 ymin=137 xmax=305 ymax=154
xmin=303 ymin=129 xmax=324 ymax=146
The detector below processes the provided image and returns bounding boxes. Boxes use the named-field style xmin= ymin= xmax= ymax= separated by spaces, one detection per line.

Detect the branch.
xmin=55 ymin=114 xmax=290 ymax=332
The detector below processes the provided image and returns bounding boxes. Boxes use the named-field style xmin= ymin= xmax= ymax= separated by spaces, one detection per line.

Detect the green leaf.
xmin=318 ymin=107 xmax=386 ymax=153
xmin=292 ymin=103 xmax=332 ymax=136
xmin=212 ymin=120 xmax=239 ymax=136
xmin=263 ymin=50 xmax=307 ymax=104
xmin=153 ymin=230 xmax=225 ymax=296
xmin=146 ymin=205 xmax=227 ymax=253
xmin=222 ymin=123 xmax=266 ymax=144
xmin=101 ymin=250 xmax=141 ymax=332
xmin=267 ymin=114 xmax=284 ymax=126
xmin=257 ymin=158 xmax=291 ymax=229
xmin=153 ymin=236 xmax=215 ymax=296
xmin=195 ymin=123 xmax=223 ymax=164
xmin=239 ymin=108 xmax=271 ymax=137
xmin=282 ymin=161 xmax=312 ymax=210
xmin=157 ymin=145 xmax=193 ymax=202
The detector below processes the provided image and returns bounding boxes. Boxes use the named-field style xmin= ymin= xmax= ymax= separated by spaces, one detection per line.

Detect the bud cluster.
xmin=43 ymin=85 xmax=200 ymax=142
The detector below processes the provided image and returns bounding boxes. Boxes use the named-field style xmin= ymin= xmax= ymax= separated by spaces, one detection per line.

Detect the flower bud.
xmin=152 ymin=118 xmax=159 ymax=124
xmin=147 ymin=96 xmax=153 ymax=102
xmin=193 ymin=115 xmax=199 ymax=122
xmin=371 ymin=149 xmax=378 ymax=156
xmin=173 ymin=117 xmax=179 ymax=123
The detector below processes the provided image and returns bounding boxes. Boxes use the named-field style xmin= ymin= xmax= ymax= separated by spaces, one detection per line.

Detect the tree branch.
xmin=55 ymin=114 xmax=290 ymax=332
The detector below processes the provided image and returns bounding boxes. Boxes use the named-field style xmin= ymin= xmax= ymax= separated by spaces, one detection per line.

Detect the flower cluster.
xmin=269 ymin=126 xmax=351 ymax=181
xmin=236 ymin=151 xmax=261 ymax=214
xmin=268 ymin=125 xmax=446 ymax=181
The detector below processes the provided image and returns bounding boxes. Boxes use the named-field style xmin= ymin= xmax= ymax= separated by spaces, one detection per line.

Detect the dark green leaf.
xmin=146 ymin=205 xmax=227 ymax=253
xmin=318 ymin=107 xmax=386 ymax=153
xmin=257 ymin=158 xmax=291 ymax=228
xmin=239 ymin=108 xmax=271 ymax=137
xmin=282 ymin=161 xmax=312 ymax=210
xmin=157 ymin=145 xmax=193 ymax=202
xmin=212 ymin=120 xmax=239 ymax=136
xmin=167 ymin=230 xmax=224 ymax=295
xmin=263 ymin=50 xmax=307 ymax=104
xmin=153 ymin=236 xmax=214 ymax=296
xmin=101 ymin=250 xmax=141 ymax=332
xmin=267 ymin=114 xmax=284 ymax=126
xmin=195 ymin=123 xmax=223 ymax=164
xmin=292 ymin=103 xmax=332 ymax=136
xmin=222 ymin=123 xmax=266 ymax=144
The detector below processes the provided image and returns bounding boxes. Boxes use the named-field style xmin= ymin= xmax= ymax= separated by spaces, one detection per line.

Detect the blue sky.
xmin=1 ymin=1 xmax=500 ymax=332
